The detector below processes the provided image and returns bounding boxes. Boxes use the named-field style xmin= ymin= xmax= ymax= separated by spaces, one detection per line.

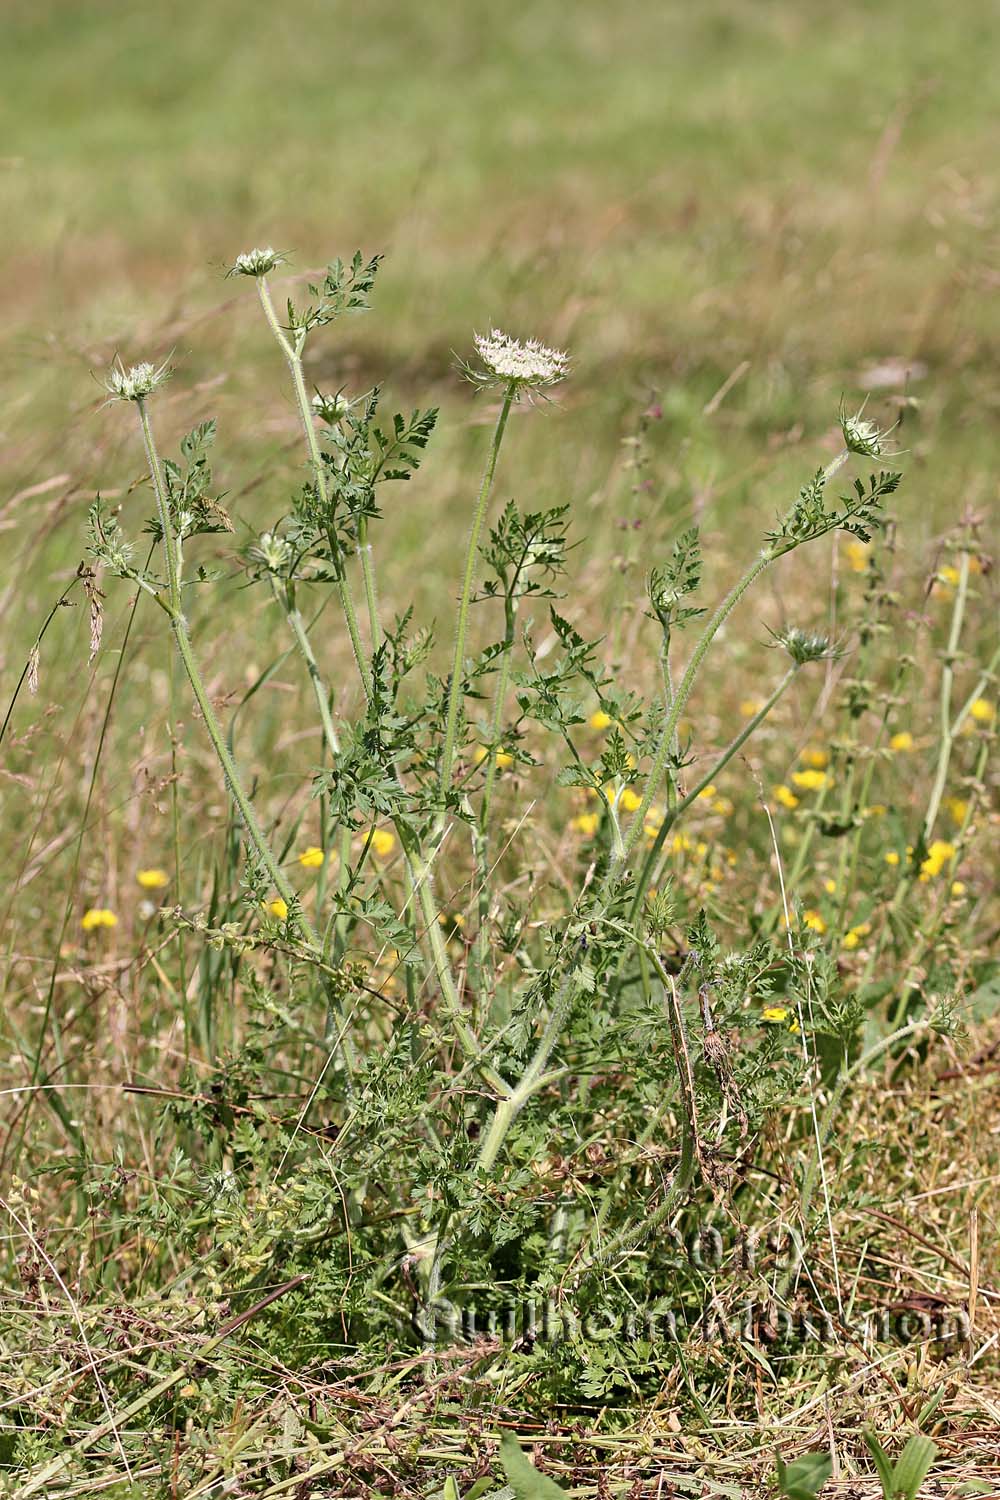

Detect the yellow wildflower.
xmin=864 ymin=804 xmax=887 ymax=819
xmin=845 ymin=540 xmax=868 ymax=573
xmin=800 ymin=746 xmax=829 ymax=770
xmin=711 ymin=796 xmax=734 ymax=817
xmin=791 ymin=769 xmax=829 ymax=792
xmin=774 ymin=784 xmax=799 ymax=810
xmin=571 ymin=811 xmax=600 ymax=837
xmin=671 ymin=833 xmax=693 ymax=854
xmin=589 ymin=710 xmax=612 ymax=731
xmin=265 ymin=898 xmax=288 ymax=920
xmin=619 ymin=787 xmax=643 ymax=814
xmin=739 ymin=698 xmax=764 ymax=718
xmin=297 ymin=846 xmax=325 ymax=869
xmin=136 ymin=868 xmax=169 ymax=890
xmin=889 ymin=731 xmax=914 ymax=752
xmin=842 ymin=921 xmax=871 ymax=950
xmin=945 ymin=796 xmax=969 ymax=826
xmin=823 ymin=878 xmax=838 ymax=895
xmin=81 ymin=908 xmax=117 ymax=932
xmin=371 ymin=829 xmax=396 ymax=859
xmin=761 ymin=1006 xmax=789 ymax=1024
xmin=474 ymin=745 xmax=514 ymax=769
xmin=884 ymin=851 xmax=900 ymax=866
xmin=803 ymin=910 xmax=826 ymax=934
xmin=970 ymin=698 xmax=994 ymax=724
xmin=951 ymin=881 xmax=966 ymax=897
xmin=937 ymin=564 xmax=961 ymax=588
xmin=696 ymin=784 xmax=717 ymax=800
xmin=919 ymin=839 xmax=955 ymax=880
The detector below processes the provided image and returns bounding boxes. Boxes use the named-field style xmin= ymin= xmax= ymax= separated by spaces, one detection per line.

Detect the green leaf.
xmin=775 ymin=1451 xmax=833 ymax=1500
xmin=892 ymin=1435 xmax=938 ymax=1500
xmin=862 ymin=1429 xmax=896 ymax=1500
xmin=499 ymin=1434 xmax=570 ymax=1498
xmin=465 ymin=1482 xmax=495 ymax=1500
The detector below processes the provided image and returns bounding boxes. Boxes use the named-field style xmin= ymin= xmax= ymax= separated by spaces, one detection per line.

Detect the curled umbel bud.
xmin=840 ymin=407 xmax=891 ymax=458
xmin=312 ymin=390 xmax=353 ymax=424
xmin=772 ymin=626 xmax=838 ymax=665
xmin=104 ymin=359 xmax=172 ymax=403
xmin=229 ymin=247 xmax=287 ymax=278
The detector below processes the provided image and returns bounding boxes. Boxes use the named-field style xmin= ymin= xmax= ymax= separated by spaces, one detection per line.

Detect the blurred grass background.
xmin=1 ymin=0 xmax=997 ymax=905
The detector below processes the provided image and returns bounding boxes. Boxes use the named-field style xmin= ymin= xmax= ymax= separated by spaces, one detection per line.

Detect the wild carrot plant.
xmin=86 ymin=248 xmax=928 ymax=1308
xmin=4 ymin=246 xmax=996 ymax=1497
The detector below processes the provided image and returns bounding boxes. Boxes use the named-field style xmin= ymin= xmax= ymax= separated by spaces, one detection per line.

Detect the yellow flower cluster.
xmin=791 ymin=769 xmax=829 ymax=792
xmin=842 ymin=921 xmax=872 ymax=951
xmin=81 ymin=908 xmax=117 ymax=931
xmin=370 ymin=829 xmax=396 ymax=858
xmin=474 ymin=745 xmax=514 ymax=769
xmin=571 ymin=810 xmax=600 ymax=837
xmin=919 ymin=840 xmax=955 ymax=880
xmin=137 ymin=868 xmax=169 ymax=890
xmin=298 ymin=846 xmax=325 ymax=869
xmin=761 ymin=1005 xmax=799 ymax=1033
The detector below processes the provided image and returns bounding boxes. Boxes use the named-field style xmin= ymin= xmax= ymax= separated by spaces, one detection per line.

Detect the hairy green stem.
xmin=633 ymin=663 xmax=799 ymax=919
xmin=137 ymin=399 xmax=358 ymax=1077
xmin=616 ymin=552 xmax=772 ymax=868
xmin=256 ymin=276 xmax=373 ymax=701
xmin=439 ymin=384 xmax=515 ymax=803
xmin=356 ymin=516 xmax=383 ymax=649
xmin=923 ymin=548 xmax=970 ymax=841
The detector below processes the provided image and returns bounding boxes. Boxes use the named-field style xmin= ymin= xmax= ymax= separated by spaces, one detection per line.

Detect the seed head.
xmin=467 ymin=329 xmax=569 ymax=395
xmin=104 ymin=359 xmax=171 ymax=403
xmin=229 ymin=247 xmax=287 ymax=278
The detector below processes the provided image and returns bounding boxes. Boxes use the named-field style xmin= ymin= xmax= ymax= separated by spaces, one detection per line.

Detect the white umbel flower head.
xmin=247 ymin=530 xmax=294 ymax=575
xmin=229 ymin=246 xmax=287 ymax=278
xmin=469 ymin=329 xmax=569 ymax=395
xmin=104 ymin=358 xmax=171 ymax=403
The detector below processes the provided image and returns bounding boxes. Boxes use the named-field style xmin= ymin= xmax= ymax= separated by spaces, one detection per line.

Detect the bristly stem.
xmin=256 ymin=275 xmax=374 ymax=702
xmin=439 ymin=384 xmax=515 ymax=804
xmin=615 ymin=551 xmax=772 ymax=868
xmin=136 ymin=398 xmax=357 ymax=1077
xmin=632 ymin=663 xmax=800 ymax=918
xmin=922 ymin=546 xmax=970 ymax=841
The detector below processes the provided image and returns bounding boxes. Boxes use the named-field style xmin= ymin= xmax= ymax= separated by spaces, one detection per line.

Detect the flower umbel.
xmin=229 ymin=247 xmax=287 ymax=278
xmin=104 ymin=359 xmax=171 ymax=403
xmin=467 ymin=329 xmax=569 ymax=395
